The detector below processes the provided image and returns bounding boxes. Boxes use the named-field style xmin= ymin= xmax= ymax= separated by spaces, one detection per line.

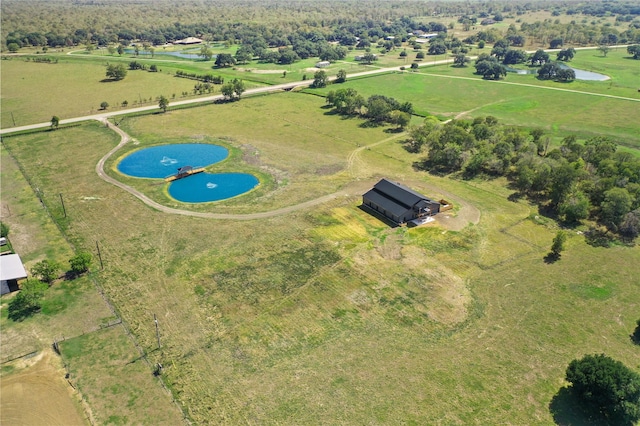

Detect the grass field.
xmin=2 ymin=89 xmax=638 ymax=424
xmin=307 ymin=50 xmax=640 ymax=148
xmin=0 ymin=137 xmax=184 ymax=425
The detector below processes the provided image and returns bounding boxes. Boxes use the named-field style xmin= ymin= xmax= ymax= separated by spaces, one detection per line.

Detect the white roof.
xmin=0 ymin=254 xmax=27 ymax=281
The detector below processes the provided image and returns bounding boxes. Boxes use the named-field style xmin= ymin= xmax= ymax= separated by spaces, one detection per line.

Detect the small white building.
xmin=315 ymin=61 xmax=330 ymax=68
xmin=175 ymin=37 xmax=203 ymax=45
xmin=1 ymin=254 xmax=27 ymax=295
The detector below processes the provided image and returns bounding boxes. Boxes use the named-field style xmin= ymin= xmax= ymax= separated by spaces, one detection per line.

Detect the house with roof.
xmin=362 ymin=178 xmax=441 ymax=225
xmin=1 ymin=253 xmax=27 ymax=295
xmin=175 ymin=37 xmax=203 ymax=45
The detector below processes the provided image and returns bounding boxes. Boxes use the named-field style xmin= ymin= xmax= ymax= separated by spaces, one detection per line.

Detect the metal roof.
xmin=373 ymin=178 xmax=426 ymax=209
xmin=0 ymin=254 xmax=27 ymax=281
xmin=363 ymin=188 xmax=411 ymax=218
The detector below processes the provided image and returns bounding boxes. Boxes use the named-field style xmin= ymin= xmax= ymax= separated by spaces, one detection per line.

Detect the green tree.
xmin=557 ymin=47 xmax=576 ymax=61
xmin=627 ymin=45 xmax=640 ymax=60
xmin=8 ymin=279 xmax=48 ymax=321
xmin=558 ymin=191 xmax=590 ymax=223
xmin=215 ymin=53 xmax=236 ymax=67
xmin=7 ymin=42 xmax=20 ymax=53
xmin=312 ymin=70 xmax=328 ymax=88
xmin=361 ymin=52 xmax=378 ymax=64
xmin=335 ymin=69 xmax=347 ymax=83
xmin=565 ymin=354 xmax=640 ymax=424
xmin=31 ymin=259 xmax=61 ymax=284
xmin=453 ymin=53 xmax=470 ymax=67
xmin=428 ymin=42 xmax=447 ymax=55
xmin=158 ymin=95 xmax=169 ymax=112
xmin=220 ymin=78 xmax=245 ymax=101
xmin=0 ymin=221 xmax=9 ymax=238
xmin=105 ymin=63 xmax=127 ymax=80
xmin=117 ymin=44 xmax=124 ymax=55
xmin=529 ymin=49 xmax=550 ymax=66
xmin=388 ymin=110 xmax=411 ymax=129
xmin=550 ymin=230 xmax=567 ymax=257
xmin=598 ymin=45 xmax=610 ymax=57
xmin=619 ymin=209 xmax=640 ymax=241
xmin=199 ymin=44 xmax=214 ymax=60
xmin=69 ymin=252 xmax=91 ymax=276
xmin=107 ymin=45 xmax=116 ymax=55
xmin=601 ymin=187 xmax=632 ymax=230
xmin=50 ymin=116 xmax=60 ymax=129
xmin=100 ymin=101 xmax=109 ymax=110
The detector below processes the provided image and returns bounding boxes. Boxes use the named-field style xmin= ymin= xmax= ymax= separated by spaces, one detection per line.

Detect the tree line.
xmin=406 ymin=117 xmax=640 ymax=242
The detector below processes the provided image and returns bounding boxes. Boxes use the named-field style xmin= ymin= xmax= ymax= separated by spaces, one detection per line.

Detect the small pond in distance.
xmin=117 ymin=143 xmax=258 ymax=203
xmin=505 ymin=64 xmax=609 ymax=80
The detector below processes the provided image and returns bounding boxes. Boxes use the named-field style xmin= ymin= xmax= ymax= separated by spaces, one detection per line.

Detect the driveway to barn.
xmin=95 ymin=119 xmax=479 ymax=229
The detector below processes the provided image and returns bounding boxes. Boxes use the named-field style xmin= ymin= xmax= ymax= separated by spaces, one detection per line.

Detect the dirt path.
xmin=95 ymin=120 xmax=480 ymax=229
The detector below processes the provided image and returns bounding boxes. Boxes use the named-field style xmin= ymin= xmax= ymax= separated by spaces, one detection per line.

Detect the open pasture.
xmin=311 ymin=56 xmax=640 ymax=148
xmin=2 ymin=89 xmax=639 ymax=424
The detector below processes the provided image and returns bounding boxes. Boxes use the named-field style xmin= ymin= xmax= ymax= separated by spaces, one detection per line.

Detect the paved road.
xmin=0 ymin=59 xmax=455 ymax=135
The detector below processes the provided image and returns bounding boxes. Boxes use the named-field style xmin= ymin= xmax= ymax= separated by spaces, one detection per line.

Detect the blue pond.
xmin=117 ymin=143 xmax=258 ymax=203
xmin=169 ymin=172 xmax=259 ymax=203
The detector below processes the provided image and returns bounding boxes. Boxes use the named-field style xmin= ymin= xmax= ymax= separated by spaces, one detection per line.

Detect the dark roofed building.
xmin=362 ymin=178 xmax=440 ymax=225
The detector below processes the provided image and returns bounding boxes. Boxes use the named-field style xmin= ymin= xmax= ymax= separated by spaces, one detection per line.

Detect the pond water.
xmin=505 ymin=64 xmax=609 ymax=80
xmin=168 ymin=172 xmax=259 ymax=203
xmin=117 ymin=143 xmax=258 ymax=203
xmin=557 ymin=63 xmax=609 ymax=81
xmin=118 ymin=144 xmax=228 ymax=178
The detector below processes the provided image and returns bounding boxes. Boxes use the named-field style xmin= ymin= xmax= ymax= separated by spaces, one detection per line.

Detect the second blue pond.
xmin=118 ymin=143 xmax=228 ymax=178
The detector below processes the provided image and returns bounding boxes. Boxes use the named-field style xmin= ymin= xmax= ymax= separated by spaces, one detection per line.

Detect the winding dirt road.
xmin=95 ymin=119 xmax=479 ymax=228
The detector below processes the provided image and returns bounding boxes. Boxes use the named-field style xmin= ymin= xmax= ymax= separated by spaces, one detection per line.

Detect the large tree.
xmin=69 ymin=252 xmax=92 ymax=276
xmin=565 ymin=354 xmax=640 ymax=424
xmin=215 ymin=53 xmax=236 ymax=68
xmin=158 ymin=95 xmax=169 ymax=112
xmin=105 ymin=63 xmax=127 ymax=80
xmin=31 ymin=260 xmax=61 ymax=285
xmin=311 ymin=70 xmax=328 ymax=88
xmin=8 ymin=279 xmax=48 ymax=321
xmin=50 ymin=115 xmax=60 ymax=129
xmin=220 ymin=78 xmax=245 ymax=101
xmin=627 ymin=45 xmax=640 ymax=60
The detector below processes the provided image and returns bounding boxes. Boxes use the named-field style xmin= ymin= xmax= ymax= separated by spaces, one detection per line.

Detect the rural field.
xmin=1 ymin=1 xmax=640 ymax=424
xmin=2 ymin=88 xmax=639 ymax=423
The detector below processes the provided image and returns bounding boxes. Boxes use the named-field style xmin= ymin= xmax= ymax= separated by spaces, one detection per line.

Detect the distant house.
xmin=315 ymin=61 xmax=330 ymax=68
xmin=175 ymin=37 xmax=203 ymax=45
xmin=418 ymin=33 xmax=439 ymax=39
xmin=481 ymin=18 xmax=496 ymax=25
xmin=1 ymin=254 xmax=27 ymax=295
xmin=362 ymin=178 xmax=441 ymax=225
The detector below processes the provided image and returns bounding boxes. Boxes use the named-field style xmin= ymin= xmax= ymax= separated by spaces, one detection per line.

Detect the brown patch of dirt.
xmin=1 ymin=350 xmax=89 ymax=426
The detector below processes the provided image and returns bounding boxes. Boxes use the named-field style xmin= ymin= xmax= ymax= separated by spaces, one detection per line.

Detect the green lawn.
xmin=2 ymin=93 xmax=638 ymax=424
xmin=307 ymin=55 xmax=640 ymax=149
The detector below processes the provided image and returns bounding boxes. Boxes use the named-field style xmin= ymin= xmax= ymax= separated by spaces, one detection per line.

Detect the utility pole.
xmin=95 ymin=241 xmax=104 ymax=270
xmin=59 ymin=193 xmax=67 ymax=218
xmin=154 ymin=314 xmax=161 ymax=350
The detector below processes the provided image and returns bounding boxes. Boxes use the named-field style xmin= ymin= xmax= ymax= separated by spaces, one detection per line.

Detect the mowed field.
xmin=307 ymin=49 xmax=640 ymax=148
xmin=2 ymin=89 xmax=639 ymax=424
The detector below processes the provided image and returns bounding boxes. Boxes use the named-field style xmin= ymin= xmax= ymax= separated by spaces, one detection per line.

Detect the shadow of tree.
xmin=544 ymin=252 xmax=560 ymax=264
xmin=549 ymin=387 xmax=604 ymax=426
